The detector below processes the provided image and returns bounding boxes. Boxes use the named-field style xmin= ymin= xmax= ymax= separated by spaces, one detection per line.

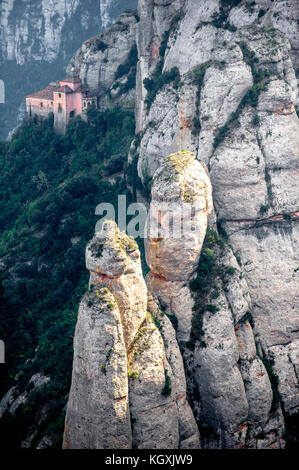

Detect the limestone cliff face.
xmin=63 ymin=221 xmax=199 ymax=449
xmin=64 ymin=0 xmax=298 ymax=449
xmin=134 ymin=0 xmax=299 ymax=446
xmin=67 ymin=10 xmax=138 ymax=108
xmin=145 ymin=150 xmax=284 ymax=448
xmin=0 ymin=0 xmax=136 ymax=65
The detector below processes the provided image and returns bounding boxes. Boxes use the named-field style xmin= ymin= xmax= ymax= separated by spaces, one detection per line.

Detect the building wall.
xmin=26 ymin=97 xmax=53 ymax=119
xmin=53 ymin=91 xmax=67 ymax=135
xmin=82 ymin=96 xmax=98 ymax=111
xmin=26 ymin=84 xmax=86 ymax=135
xmin=60 ymin=80 xmax=81 ymax=92
xmin=66 ymin=91 xmax=82 ymax=121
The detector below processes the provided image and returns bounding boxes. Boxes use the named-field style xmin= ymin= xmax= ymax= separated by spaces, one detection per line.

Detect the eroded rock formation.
xmin=64 ymin=0 xmax=298 ymax=449
xmin=145 ymin=150 xmax=285 ymax=448
xmin=67 ymin=10 xmax=138 ymax=108
xmin=63 ymin=221 xmax=199 ymax=449
xmin=133 ymin=0 xmax=298 ymax=447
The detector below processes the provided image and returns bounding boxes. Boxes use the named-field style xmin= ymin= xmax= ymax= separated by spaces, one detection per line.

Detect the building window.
xmin=40 ymin=102 xmax=43 ymax=107
xmin=58 ymin=103 xmax=62 ymax=113
xmin=69 ymin=110 xmax=75 ymax=118
xmin=58 ymin=93 xmax=62 ymax=98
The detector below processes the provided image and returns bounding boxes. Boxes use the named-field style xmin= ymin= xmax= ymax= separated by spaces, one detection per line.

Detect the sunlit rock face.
xmin=144 ymin=149 xmax=284 ymax=448
xmin=67 ymin=10 xmax=138 ymax=107
xmin=86 ymin=220 xmax=147 ymax=350
xmin=136 ymin=0 xmax=299 ymax=445
xmin=63 ymin=287 xmax=132 ymax=449
xmin=145 ymin=150 xmax=213 ymax=282
xmin=64 ymin=221 xmax=199 ymax=449
xmin=64 ymin=0 xmax=298 ymax=450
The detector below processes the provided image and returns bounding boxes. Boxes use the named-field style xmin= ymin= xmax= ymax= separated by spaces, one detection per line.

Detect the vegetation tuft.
xmin=143 ymin=10 xmax=184 ymax=111
xmin=213 ymin=42 xmax=272 ymax=149
xmin=187 ymin=230 xmax=236 ymax=350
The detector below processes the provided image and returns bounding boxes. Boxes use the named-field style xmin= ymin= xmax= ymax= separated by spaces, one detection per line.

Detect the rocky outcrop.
xmin=63 ymin=287 xmax=132 ymax=449
xmin=63 ymin=0 xmax=298 ymax=449
xmin=145 ymin=149 xmax=213 ymax=342
xmin=0 ymin=373 xmax=51 ymax=448
xmin=0 ymin=373 xmax=50 ymax=419
xmin=144 ymin=150 xmax=285 ymax=448
xmin=134 ymin=0 xmax=299 ymax=446
xmin=63 ymin=221 xmax=199 ymax=449
xmin=67 ymin=10 xmax=138 ymax=109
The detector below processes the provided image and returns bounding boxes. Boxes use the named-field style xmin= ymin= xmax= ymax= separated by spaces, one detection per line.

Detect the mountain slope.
xmin=0 ymin=108 xmax=135 ymax=448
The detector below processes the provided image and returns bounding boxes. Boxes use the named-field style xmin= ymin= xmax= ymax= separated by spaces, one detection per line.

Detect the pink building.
xmin=26 ymin=77 xmax=98 ymax=134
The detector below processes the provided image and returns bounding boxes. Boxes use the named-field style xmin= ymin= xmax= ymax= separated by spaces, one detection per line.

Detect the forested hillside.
xmin=0 ymin=108 xmax=135 ymax=447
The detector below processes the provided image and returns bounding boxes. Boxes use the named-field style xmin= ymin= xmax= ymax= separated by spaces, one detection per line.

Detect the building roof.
xmin=26 ymin=81 xmax=82 ymax=100
xmin=82 ymin=91 xmax=97 ymax=98
xmin=26 ymin=85 xmax=57 ymax=100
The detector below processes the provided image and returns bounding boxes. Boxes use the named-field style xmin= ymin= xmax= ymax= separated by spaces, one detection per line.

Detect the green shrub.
xmin=252 ymin=114 xmax=260 ymax=126
xmin=0 ymin=108 xmax=135 ymax=447
xmin=161 ymin=369 xmax=171 ymax=396
xmin=256 ymin=349 xmax=281 ymax=411
xmin=114 ymin=44 xmax=138 ymax=80
xmin=128 ymin=369 xmax=139 ymax=379
xmin=210 ymin=0 xmax=241 ymax=31
xmin=258 ymin=9 xmax=266 ymax=18
xmin=205 ymin=304 xmax=220 ymax=314
xmin=144 ymin=67 xmax=180 ymax=111
xmin=259 ymin=204 xmax=269 ymax=215
xmin=283 ymin=213 xmax=292 ymax=222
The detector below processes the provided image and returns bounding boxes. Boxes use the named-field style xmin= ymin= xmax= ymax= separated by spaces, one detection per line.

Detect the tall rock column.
xmin=145 ymin=149 xmax=213 ymax=343
xmin=63 ymin=220 xmax=199 ymax=449
xmin=145 ymin=150 xmax=284 ymax=448
xmin=63 ymin=286 xmax=132 ymax=449
xmin=63 ymin=220 xmax=148 ymax=448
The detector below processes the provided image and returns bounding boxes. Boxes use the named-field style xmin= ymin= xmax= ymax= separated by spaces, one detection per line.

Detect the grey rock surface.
xmin=135 ymin=0 xmax=299 ymax=444
xmin=64 ymin=221 xmax=199 ymax=449
xmin=63 ymin=288 xmax=132 ymax=449
xmin=67 ymin=10 xmax=138 ymax=108
xmin=63 ymin=0 xmax=298 ymax=450
xmin=0 ymin=0 xmax=136 ymax=64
